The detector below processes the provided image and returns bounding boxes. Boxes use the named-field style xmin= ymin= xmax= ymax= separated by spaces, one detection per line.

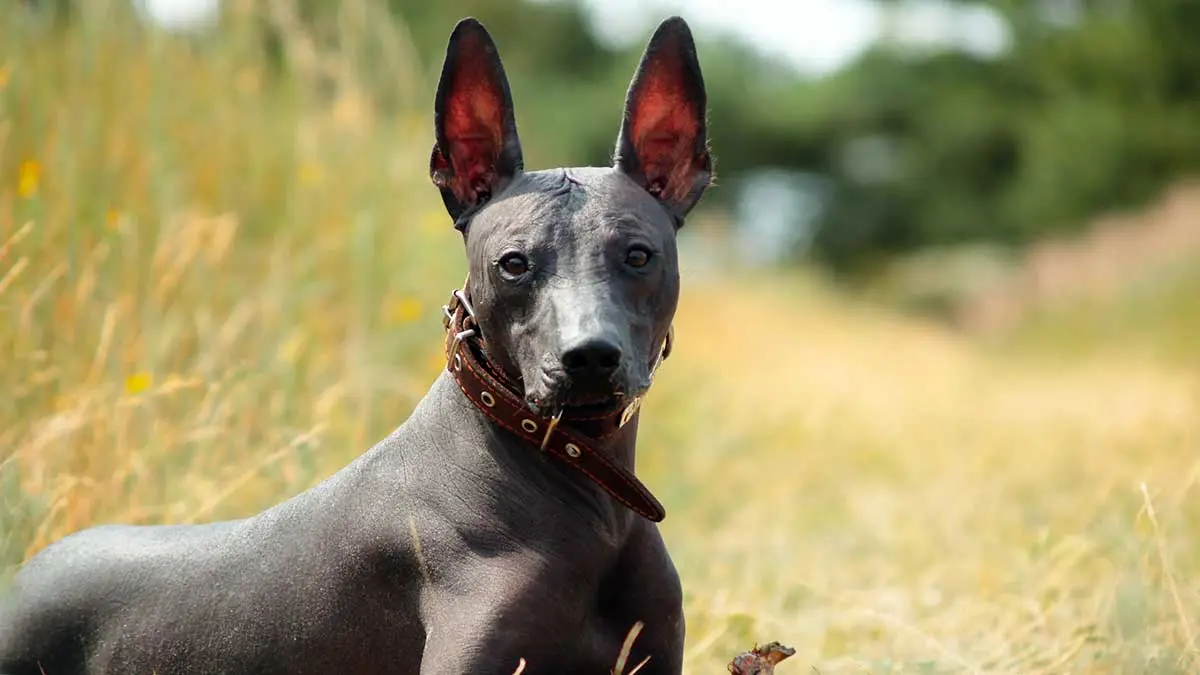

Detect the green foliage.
xmin=794 ymin=1 xmax=1200 ymax=270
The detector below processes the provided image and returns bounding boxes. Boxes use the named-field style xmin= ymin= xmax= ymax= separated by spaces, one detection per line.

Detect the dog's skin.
xmin=0 ymin=16 xmax=712 ymax=675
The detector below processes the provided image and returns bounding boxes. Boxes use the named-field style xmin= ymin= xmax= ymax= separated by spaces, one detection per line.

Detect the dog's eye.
xmin=498 ymin=252 xmax=530 ymax=278
xmin=625 ymin=246 xmax=652 ymax=269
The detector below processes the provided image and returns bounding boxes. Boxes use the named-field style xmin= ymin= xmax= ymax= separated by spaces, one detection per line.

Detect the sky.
xmin=137 ymin=0 xmax=1009 ymax=77
xmin=570 ymin=0 xmax=884 ymax=76
xmin=570 ymin=0 xmax=1010 ymax=75
xmin=135 ymin=0 xmax=221 ymax=32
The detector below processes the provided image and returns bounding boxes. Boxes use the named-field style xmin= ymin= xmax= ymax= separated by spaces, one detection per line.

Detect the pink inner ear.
xmin=629 ymin=54 xmax=703 ymax=204
xmin=443 ymin=39 xmax=505 ymax=204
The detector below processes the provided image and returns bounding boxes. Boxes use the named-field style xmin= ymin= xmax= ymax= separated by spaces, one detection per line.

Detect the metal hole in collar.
xmin=453 ymin=354 xmax=462 ymax=371
xmin=480 ymin=391 xmax=495 ymax=407
xmin=565 ymin=443 xmax=582 ymax=458
xmin=521 ymin=419 xmax=538 ymax=433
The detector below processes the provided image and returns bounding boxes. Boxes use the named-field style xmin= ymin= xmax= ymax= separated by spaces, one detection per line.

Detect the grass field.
xmin=3 ymin=5 xmax=1199 ymax=673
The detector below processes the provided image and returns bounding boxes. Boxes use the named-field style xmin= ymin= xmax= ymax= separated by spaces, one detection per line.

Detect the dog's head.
xmin=430 ymin=16 xmax=711 ymax=416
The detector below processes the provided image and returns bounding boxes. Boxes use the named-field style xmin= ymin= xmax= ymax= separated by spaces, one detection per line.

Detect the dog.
xmin=0 ymin=15 xmax=712 ymax=674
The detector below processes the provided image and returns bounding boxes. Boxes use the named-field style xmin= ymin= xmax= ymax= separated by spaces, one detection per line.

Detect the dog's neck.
xmin=415 ymin=372 xmax=642 ymax=525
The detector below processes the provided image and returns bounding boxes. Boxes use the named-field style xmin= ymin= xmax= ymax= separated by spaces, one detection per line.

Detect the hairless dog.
xmin=0 ymin=15 xmax=713 ymax=674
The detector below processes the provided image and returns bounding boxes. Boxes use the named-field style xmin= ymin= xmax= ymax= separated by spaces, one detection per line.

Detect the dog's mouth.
xmin=523 ymin=369 xmax=645 ymax=418
xmin=525 ymin=388 xmax=624 ymax=418
xmin=564 ymin=388 xmax=623 ymax=410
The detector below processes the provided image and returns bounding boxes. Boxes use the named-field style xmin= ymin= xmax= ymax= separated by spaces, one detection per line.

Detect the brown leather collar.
xmin=441 ymin=284 xmax=670 ymax=522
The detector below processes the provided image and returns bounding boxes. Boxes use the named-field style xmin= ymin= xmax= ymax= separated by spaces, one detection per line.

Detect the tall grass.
xmin=1 ymin=0 xmax=458 ymax=564
xmin=2 ymin=3 xmax=1199 ymax=673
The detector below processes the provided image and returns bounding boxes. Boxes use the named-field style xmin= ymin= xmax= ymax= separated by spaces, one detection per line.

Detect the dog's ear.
xmin=614 ymin=16 xmax=712 ymax=222
xmin=430 ymin=18 xmax=524 ymax=224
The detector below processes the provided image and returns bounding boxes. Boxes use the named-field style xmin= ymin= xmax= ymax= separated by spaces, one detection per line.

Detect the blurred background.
xmin=1 ymin=0 xmax=1197 ymax=672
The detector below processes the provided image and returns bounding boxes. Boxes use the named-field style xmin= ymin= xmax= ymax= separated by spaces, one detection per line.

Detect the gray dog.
xmin=0 ymin=14 xmax=712 ymax=674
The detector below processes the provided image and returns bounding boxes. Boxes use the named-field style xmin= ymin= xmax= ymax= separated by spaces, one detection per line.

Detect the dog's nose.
xmin=560 ymin=338 xmax=622 ymax=378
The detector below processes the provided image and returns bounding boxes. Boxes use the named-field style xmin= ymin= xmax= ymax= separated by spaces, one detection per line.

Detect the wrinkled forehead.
xmin=465 ymin=168 xmax=677 ymax=250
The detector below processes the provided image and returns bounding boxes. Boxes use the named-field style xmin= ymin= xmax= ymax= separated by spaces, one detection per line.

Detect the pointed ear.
xmin=614 ymin=17 xmax=713 ymax=221
xmin=430 ymin=18 xmax=523 ymax=224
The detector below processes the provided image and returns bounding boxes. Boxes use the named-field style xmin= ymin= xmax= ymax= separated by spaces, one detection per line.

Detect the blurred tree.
xmin=800 ymin=0 xmax=1200 ymax=271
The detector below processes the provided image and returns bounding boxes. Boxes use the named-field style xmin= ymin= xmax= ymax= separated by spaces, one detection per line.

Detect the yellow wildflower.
xmin=390 ymin=297 xmax=422 ymax=324
xmin=0 ymin=65 xmax=10 ymax=90
xmin=124 ymin=372 xmax=153 ymax=396
xmin=17 ymin=159 xmax=40 ymax=198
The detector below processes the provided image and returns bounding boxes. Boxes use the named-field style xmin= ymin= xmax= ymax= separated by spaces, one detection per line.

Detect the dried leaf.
xmin=727 ymin=641 xmax=797 ymax=675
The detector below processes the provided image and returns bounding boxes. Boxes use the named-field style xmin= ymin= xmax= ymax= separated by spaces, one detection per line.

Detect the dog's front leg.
xmin=419 ymin=617 xmax=533 ymax=675
xmin=602 ymin=524 xmax=686 ymax=675
xmin=419 ymin=589 xmax=570 ymax=674
xmin=418 ymin=559 xmax=588 ymax=675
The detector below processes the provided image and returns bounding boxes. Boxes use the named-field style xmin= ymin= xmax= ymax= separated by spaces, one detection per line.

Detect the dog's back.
xmin=0 ymin=467 xmax=425 ymax=675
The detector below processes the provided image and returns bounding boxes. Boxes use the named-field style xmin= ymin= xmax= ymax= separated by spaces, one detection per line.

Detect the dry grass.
xmin=960 ymin=180 xmax=1200 ymax=335
xmin=3 ymin=3 xmax=1199 ymax=674
xmin=654 ymin=273 xmax=1199 ymax=673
